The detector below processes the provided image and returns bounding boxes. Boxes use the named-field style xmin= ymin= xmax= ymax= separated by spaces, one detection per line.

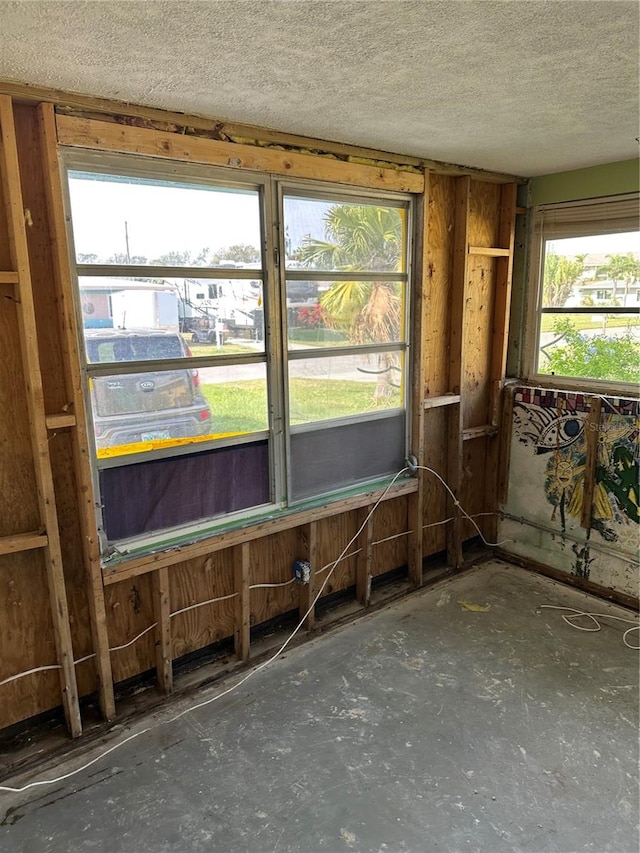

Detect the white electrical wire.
xmin=315 ymin=550 xmax=361 ymax=575
xmin=249 ymin=579 xmax=296 ymax=590
xmin=108 ymin=623 xmax=158 ymax=653
xmin=414 ymin=465 xmax=513 ymax=548
xmin=0 ymin=665 xmax=62 ymax=688
xmin=372 ymin=530 xmax=413 ymax=546
xmin=423 ymin=517 xmax=454 ymax=529
xmin=170 ymin=592 xmax=238 ymax=617
xmin=540 ymin=605 xmax=640 ymax=650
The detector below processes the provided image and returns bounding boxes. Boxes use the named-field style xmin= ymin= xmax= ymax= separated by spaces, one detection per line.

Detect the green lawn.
xmin=200 ymin=377 xmax=398 ymax=433
xmin=200 ymin=379 xmax=268 ymax=433
xmin=540 ymin=314 xmax=640 ymax=332
xmin=187 ymin=342 xmax=261 ymax=357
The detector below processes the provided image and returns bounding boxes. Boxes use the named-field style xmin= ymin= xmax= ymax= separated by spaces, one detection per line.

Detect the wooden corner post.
xmin=407 ymin=170 xmax=430 ymax=587
xmin=446 ymin=176 xmax=470 ymax=569
xmin=0 ymin=95 xmax=82 ymax=736
xmin=37 ymin=101 xmax=116 ymax=721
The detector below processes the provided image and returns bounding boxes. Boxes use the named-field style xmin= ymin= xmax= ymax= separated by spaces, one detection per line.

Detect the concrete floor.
xmin=0 ymin=560 xmax=638 ymax=853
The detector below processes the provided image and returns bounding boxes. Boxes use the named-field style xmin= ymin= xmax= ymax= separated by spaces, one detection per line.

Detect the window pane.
xmin=538 ymin=313 xmax=640 ymax=383
xmin=286 ymin=280 xmax=405 ymax=347
xmin=69 ymin=171 xmax=262 ymax=268
xmin=542 ymin=233 xmax=640 ymax=309
xmin=80 ymin=278 xmax=265 ymax=359
xmin=284 ymin=196 xmax=406 ymax=273
xmin=91 ymin=363 xmax=267 ymax=459
xmin=290 ymin=414 xmax=406 ymax=501
xmin=199 ymin=363 xmax=268 ymax=436
xmin=91 ymin=366 xmax=213 ymax=458
xmin=288 ymin=351 xmax=403 ymax=424
xmin=100 ymin=441 xmax=270 ymax=540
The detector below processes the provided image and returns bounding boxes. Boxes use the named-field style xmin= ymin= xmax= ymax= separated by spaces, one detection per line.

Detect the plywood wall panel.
xmin=169 ymin=551 xmax=235 ymax=659
xmin=422 ymin=410 xmax=449 ymax=556
xmin=104 ymin=576 xmax=156 ymax=683
xmin=460 ymin=439 xmax=490 ymax=541
xmin=0 ymin=552 xmax=58 ymax=729
xmin=462 ymin=255 xmax=496 ymax=428
xmin=0 ymin=298 xmax=40 ymax=535
xmin=469 ymin=180 xmax=501 ymax=249
xmin=463 ymin=181 xmax=501 ymax=430
xmin=424 ymin=174 xmax=455 ymax=397
xmin=371 ymin=496 xmax=408 ymax=577
xmin=248 ymin=529 xmax=299 ymax=626
xmin=13 ymin=106 xmax=67 ymax=414
xmin=421 ymin=174 xmax=456 ymax=556
xmin=315 ymin=512 xmax=359 ymax=598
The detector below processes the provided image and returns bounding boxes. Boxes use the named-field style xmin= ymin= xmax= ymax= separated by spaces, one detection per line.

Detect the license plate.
xmin=141 ymin=430 xmax=170 ymax=441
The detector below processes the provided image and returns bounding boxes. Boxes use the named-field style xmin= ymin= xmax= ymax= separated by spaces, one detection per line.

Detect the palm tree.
xmin=297 ymin=204 xmax=404 ymax=343
xmin=599 ymin=253 xmax=639 ymax=305
xmin=543 ymin=252 xmax=584 ymax=307
xmin=297 ymin=204 xmax=404 ymax=401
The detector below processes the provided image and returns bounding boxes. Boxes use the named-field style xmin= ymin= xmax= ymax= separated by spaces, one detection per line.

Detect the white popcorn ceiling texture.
xmin=0 ymin=0 xmax=638 ymax=176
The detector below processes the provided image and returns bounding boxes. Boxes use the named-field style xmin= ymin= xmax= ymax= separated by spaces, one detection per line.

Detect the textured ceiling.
xmin=1 ymin=0 xmax=638 ymax=176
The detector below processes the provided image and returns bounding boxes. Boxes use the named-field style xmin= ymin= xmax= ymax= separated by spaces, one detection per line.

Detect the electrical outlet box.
xmin=293 ymin=559 xmax=311 ymax=584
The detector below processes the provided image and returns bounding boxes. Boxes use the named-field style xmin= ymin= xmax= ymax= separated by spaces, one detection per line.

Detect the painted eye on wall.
xmin=535 ymin=416 xmax=585 ymax=454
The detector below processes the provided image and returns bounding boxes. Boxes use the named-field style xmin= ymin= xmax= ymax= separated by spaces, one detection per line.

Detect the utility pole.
xmin=124 ymin=220 xmax=131 ymax=263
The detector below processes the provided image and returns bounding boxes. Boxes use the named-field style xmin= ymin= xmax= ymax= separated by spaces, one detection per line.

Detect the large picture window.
xmin=63 ymin=155 xmax=412 ymax=557
xmin=529 ymin=194 xmax=640 ymax=389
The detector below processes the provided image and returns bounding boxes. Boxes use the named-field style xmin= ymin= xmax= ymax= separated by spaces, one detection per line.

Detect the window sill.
xmin=101 ymin=475 xmax=418 ymax=585
xmin=521 ymin=374 xmax=640 ymax=400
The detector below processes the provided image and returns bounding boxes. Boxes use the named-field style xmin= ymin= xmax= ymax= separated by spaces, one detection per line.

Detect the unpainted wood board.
xmin=0 ymin=298 xmax=40 ymax=536
xmin=424 ymin=174 xmax=455 ymax=397
xmin=460 ymin=440 xmax=491 ymax=543
xmin=315 ymin=512 xmax=359 ymax=598
xmin=57 ymin=115 xmax=424 ymax=194
xmin=104 ymin=576 xmax=156 ymax=683
xmin=580 ymin=398 xmax=602 ymax=530
xmin=469 ymin=181 xmax=501 ymax=250
xmin=169 ymin=552 xmax=236 ymax=660
xmin=407 ymin=181 xmax=428 ymax=587
xmin=13 ymin=106 xmax=67 ymax=413
xmin=0 ymin=551 xmax=60 ymax=729
xmin=422 ymin=409 xmax=449 ymax=556
xmin=38 ymin=101 xmax=115 ymax=720
xmin=462 ymin=255 xmax=496 ymax=429
xmin=2 ymin=94 xmax=81 ymax=735
xmin=0 ymin=155 xmax=10 ymax=270
xmin=371 ymin=496 xmax=408 ymax=577
xmin=14 ymin=105 xmax=95 ymax=701
xmin=248 ymin=529 xmax=299 ymax=626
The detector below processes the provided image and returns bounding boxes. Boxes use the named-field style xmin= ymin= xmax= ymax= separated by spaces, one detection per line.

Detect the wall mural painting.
xmin=512 ymin=388 xmax=639 ymax=579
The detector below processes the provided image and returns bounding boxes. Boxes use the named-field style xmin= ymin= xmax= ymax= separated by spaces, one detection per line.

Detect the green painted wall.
xmin=530 ymin=158 xmax=639 ymax=206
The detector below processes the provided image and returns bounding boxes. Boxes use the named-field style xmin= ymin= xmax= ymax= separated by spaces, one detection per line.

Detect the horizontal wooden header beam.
xmin=102 ymin=478 xmax=418 ymax=586
xmin=0 ymin=78 xmax=521 ymax=184
xmin=56 ymin=114 xmax=424 ymax=194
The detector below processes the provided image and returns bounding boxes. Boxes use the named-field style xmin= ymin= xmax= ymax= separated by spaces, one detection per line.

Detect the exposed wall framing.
xmin=0 ymin=95 xmax=517 ymax=735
